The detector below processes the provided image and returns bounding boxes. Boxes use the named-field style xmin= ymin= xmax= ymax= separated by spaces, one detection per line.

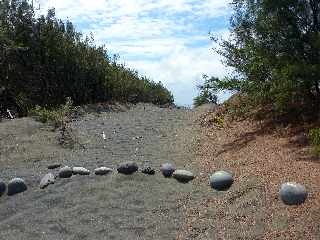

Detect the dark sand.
xmin=0 ymin=104 xmax=211 ymax=240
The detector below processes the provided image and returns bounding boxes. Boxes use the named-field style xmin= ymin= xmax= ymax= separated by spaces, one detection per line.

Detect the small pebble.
xmin=141 ymin=165 xmax=155 ymax=175
xmin=0 ymin=179 xmax=6 ymax=196
xmin=94 ymin=167 xmax=113 ymax=175
xmin=117 ymin=162 xmax=139 ymax=175
xmin=210 ymin=170 xmax=234 ymax=190
xmin=173 ymin=170 xmax=195 ymax=183
xmin=58 ymin=166 xmax=73 ymax=178
xmin=279 ymin=182 xmax=308 ymax=205
xmin=160 ymin=163 xmax=176 ymax=177
xmin=40 ymin=173 xmax=55 ymax=189
xmin=48 ymin=164 xmax=61 ymax=169
xmin=7 ymin=178 xmax=27 ymax=196
xmin=72 ymin=167 xmax=90 ymax=175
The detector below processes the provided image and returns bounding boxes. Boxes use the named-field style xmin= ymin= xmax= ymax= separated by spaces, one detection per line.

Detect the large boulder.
xmin=40 ymin=173 xmax=55 ymax=189
xmin=173 ymin=170 xmax=195 ymax=183
xmin=7 ymin=178 xmax=27 ymax=196
xmin=160 ymin=163 xmax=176 ymax=177
xmin=72 ymin=167 xmax=90 ymax=175
xmin=279 ymin=182 xmax=308 ymax=205
xmin=0 ymin=179 xmax=6 ymax=196
xmin=117 ymin=162 xmax=139 ymax=175
xmin=210 ymin=170 xmax=234 ymax=190
xmin=58 ymin=166 xmax=73 ymax=178
xmin=94 ymin=167 xmax=113 ymax=175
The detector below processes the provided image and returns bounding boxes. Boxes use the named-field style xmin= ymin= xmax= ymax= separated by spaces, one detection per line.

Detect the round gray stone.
xmin=94 ymin=167 xmax=113 ymax=175
xmin=58 ymin=166 xmax=73 ymax=178
xmin=0 ymin=179 xmax=6 ymax=196
xmin=117 ymin=162 xmax=139 ymax=175
xmin=173 ymin=170 xmax=195 ymax=183
xmin=72 ymin=167 xmax=90 ymax=175
xmin=7 ymin=178 xmax=27 ymax=196
xmin=160 ymin=163 xmax=176 ymax=177
xmin=279 ymin=182 xmax=308 ymax=205
xmin=210 ymin=170 xmax=234 ymax=190
xmin=40 ymin=173 xmax=55 ymax=189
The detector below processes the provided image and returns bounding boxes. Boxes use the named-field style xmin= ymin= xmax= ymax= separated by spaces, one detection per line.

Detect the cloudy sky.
xmin=36 ymin=0 xmax=232 ymax=106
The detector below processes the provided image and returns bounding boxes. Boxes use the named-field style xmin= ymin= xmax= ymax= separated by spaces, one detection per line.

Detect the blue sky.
xmin=37 ymin=0 xmax=232 ymax=106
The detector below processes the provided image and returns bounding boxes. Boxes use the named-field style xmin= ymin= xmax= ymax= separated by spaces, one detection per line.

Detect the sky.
xmin=36 ymin=0 xmax=232 ymax=106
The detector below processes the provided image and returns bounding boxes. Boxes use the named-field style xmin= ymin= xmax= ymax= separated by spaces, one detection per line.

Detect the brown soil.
xmin=178 ymin=107 xmax=320 ymax=239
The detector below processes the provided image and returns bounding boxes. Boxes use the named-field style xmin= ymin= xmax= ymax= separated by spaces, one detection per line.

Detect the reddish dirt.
xmin=178 ymin=107 xmax=320 ymax=240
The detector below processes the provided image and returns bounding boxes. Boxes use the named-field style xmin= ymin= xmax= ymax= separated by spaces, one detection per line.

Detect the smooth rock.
xmin=40 ymin=173 xmax=55 ymax=189
xmin=72 ymin=167 xmax=90 ymax=175
xmin=210 ymin=170 xmax=234 ymax=190
xmin=160 ymin=163 xmax=176 ymax=177
xmin=173 ymin=170 xmax=195 ymax=183
xmin=94 ymin=167 xmax=113 ymax=175
xmin=0 ymin=179 xmax=6 ymax=196
xmin=141 ymin=165 xmax=155 ymax=175
xmin=117 ymin=162 xmax=138 ymax=175
xmin=58 ymin=166 xmax=73 ymax=178
xmin=48 ymin=164 xmax=61 ymax=169
xmin=279 ymin=182 xmax=308 ymax=205
xmin=7 ymin=178 xmax=27 ymax=196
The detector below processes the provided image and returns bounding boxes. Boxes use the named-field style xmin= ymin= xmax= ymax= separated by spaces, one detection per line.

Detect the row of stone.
xmin=0 ymin=166 xmax=114 ymax=196
xmin=41 ymin=166 xmax=113 ymax=189
xmin=0 ymin=161 xmax=308 ymax=205
xmin=159 ymin=164 xmax=308 ymax=205
xmin=59 ymin=162 xmax=308 ymax=205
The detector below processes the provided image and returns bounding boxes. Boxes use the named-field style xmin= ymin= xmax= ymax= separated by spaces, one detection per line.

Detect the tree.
xmin=193 ymin=75 xmax=218 ymax=107
xmin=0 ymin=0 xmax=174 ymax=116
xmin=212 ymin=0 xmax=320 ymax=117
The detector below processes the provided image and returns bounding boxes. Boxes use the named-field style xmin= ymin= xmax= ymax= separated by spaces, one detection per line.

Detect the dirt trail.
xmin=0 ymin=104 xmax=213 ymax=240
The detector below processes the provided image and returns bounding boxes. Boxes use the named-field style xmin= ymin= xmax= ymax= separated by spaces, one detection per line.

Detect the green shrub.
xmin=31 ymin=97 xmax=74 ymax=128
xmin=213 ymin=115 xmax=224 ymax=128
xmin=309 ymin=128 xmax=320 ymax=157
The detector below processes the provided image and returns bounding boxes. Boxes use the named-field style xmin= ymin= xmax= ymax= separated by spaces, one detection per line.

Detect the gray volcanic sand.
xmin=0 ymin=104 xmax=211 ymax=240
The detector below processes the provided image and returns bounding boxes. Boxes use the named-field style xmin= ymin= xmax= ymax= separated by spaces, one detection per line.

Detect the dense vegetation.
xmin=196 ymin=0 xmax=320 ymax=120
xmin=0 ymin=0 xmax=173 ymax=117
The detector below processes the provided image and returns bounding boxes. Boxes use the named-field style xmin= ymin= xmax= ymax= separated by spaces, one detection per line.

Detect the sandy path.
xmin=0 ymin=104 xmax=211 ymax=240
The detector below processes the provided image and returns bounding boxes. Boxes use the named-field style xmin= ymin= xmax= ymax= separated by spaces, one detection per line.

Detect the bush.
xmin=31 ymin=97 xmax=74 ymax=128
xmin=213 ymin=115 xmax=224 ymax=128
xmin=223 ymin=94 xmax=253 ymax=119
xmin=309 ymin=128 xmax=320 ymax=157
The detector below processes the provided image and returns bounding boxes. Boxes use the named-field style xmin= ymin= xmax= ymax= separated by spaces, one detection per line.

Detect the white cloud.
xmin=125 ymin=43 xmax=229 ymax=106
xmin=35 ymin=0 xmax=232 ymax=106
xmin=38 ymin=0 xmax=230 ymax=19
